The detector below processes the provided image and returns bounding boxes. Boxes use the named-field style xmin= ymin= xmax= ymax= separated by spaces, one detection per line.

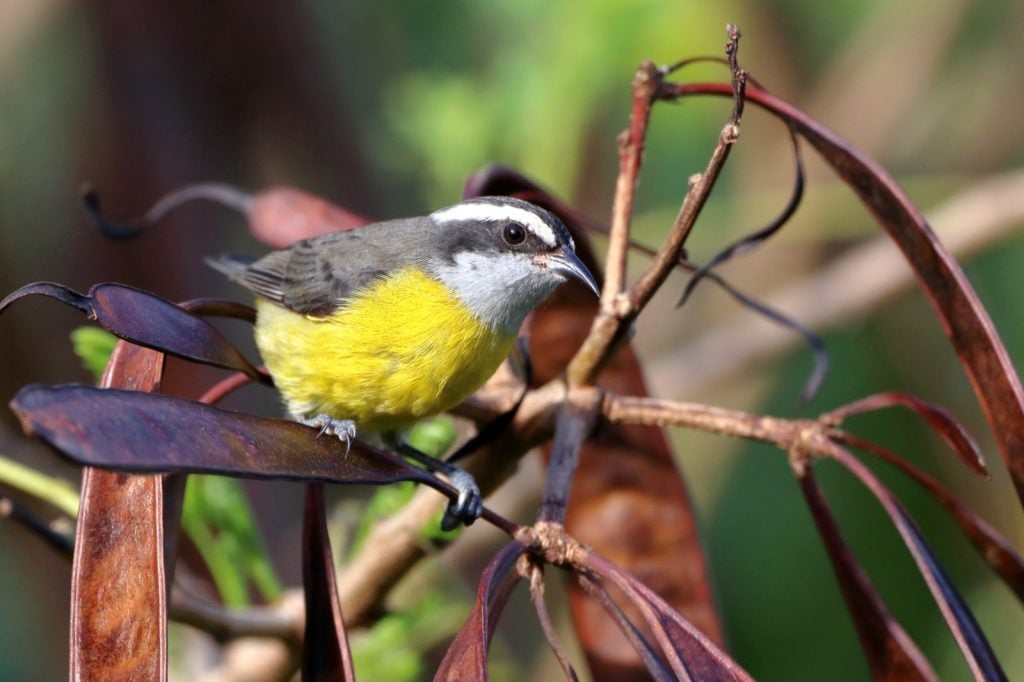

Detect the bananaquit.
xmin=209 ymin=196 xmax=600 ymax=529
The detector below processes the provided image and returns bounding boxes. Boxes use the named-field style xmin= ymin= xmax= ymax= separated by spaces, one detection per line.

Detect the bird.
xmin=208 ymin=195 xmax=600 ymax=529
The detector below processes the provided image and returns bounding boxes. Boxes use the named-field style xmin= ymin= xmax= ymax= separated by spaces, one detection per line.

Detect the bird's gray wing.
xmin=207 ymin=228 xmax=404 ymax=317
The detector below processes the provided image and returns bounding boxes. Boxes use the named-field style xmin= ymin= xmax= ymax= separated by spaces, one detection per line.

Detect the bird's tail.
xmin=205 ymin=253 xmax=255 ymax=280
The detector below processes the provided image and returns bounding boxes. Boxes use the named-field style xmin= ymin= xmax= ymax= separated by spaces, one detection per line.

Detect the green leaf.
xmin=348 ymin=482 xmax=418 ymax=559
xmin=181 ymin=475 xmax=283 ymax=606
xmin=351 ymin=592 xmax=468 ymax=681
xmin=347 ymin=417 xmax=461 ymax=554
xmin=70 ymin=327 xmax=118 ymax=382
xmin=406 ymin=416 xmax=457 ymax=457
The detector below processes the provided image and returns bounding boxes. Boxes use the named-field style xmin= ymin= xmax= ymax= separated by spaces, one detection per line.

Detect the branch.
xmin=567 ymin=26 xmax=748 ymax=387
xmin=170 ymin=587 xmax=303 ymax=643
xmin=526 ymin=562 xmax=580 ymax=681
xmin=0 ymin=495 xmax=75 ymax=557
xmin=538 ymin=388 xmax=602 ymax=523
xmin=629 ymin=25 xmax=746 ymax=314
xmin=603 ymin=393 xmax=834 ymax=459
xmin=602 ymin=60 xmax=661 ymax=303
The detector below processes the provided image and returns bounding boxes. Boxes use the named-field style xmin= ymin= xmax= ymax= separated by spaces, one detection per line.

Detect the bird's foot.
xmin=440 ymin=468 xmax=483 ymax=531
xmin=302 ymin=414 xmax=357 ymax=454
xmin=394 ymin=442 xmax=483 ymax=530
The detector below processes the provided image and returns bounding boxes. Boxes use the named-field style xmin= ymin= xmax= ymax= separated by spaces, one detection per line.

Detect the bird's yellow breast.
xmin=254 ymin=267 xmax=516 ymax=432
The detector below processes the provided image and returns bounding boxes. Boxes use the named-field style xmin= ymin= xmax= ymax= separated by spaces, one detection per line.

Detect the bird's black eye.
xmin=503 ymin=222 xmax=526 ymax=245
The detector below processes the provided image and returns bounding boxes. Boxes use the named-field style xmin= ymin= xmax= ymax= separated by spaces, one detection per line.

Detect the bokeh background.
xmin=1 ymin=1 xmax=1023 ymax=679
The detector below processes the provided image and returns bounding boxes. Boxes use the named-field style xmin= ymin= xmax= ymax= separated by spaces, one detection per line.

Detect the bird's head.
xmin=427 ymin=196 xmax=600 ymax=332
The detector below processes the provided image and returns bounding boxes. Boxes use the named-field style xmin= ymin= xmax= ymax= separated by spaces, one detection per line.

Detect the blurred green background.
xmin=1 ymin=1 xmax=1023 ymax=679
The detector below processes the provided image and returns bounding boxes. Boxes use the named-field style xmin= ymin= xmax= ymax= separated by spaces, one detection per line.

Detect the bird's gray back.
xmin=212 ymin=217 xmax=452 ymax=316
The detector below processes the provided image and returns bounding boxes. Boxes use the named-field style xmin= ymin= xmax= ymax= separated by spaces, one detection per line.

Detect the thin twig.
xmin=676 ymin=125 xmax=805 ymax=310
xmin=627 ymin=26 xmax=748 ymax=316
xmin=82 ymin=183 xmax=253 ymax=240
xmin=0 ymin=495 xmax=75 ymax=557
xmin=724 ymin=24 xmax=747 ymax=125
xmin=573 ymin=214 xmax=829 ymax=400
xmin=169 ymin=586 xmax=303 ymax=643
xmin=567 ymin=26 xmax=748 ymax=386
xmin=528 ymin=563 xmax=580 ymax=682
xmin=604 ymin=393 xmax=814 ymax=448
xmin=603 ymin=61 xmax=662 ymax=303
xmin=197 ymin=372 xmax=255 ymax=405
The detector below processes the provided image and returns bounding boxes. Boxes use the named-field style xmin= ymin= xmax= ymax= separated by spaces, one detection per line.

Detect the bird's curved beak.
xmin=543 ymin=246 xmax=601 ymax=298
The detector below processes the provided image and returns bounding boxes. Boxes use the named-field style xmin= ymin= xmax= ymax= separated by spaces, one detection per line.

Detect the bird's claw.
xmin=440 ymin=469 xmax=483 ymax=531
xmin=302 ymin=414 xmax=357 ymax=454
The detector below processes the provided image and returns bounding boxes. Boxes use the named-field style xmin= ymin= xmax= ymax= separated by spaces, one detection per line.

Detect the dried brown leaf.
xmin=434 ymin=542 xmax=523 ymax=681
xmin=797 ymin=467 xmax=937 ymax=680
xmin=70 ymin=342 xmax=167 ymax=680
xmin=671 ymin=81 xmax=1024 ymax=506
xmin=302 ymin=483 xmax=355 ymax=681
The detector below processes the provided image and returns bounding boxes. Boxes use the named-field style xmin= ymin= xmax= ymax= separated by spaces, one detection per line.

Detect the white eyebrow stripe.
xmin=431 ymin=202 xmax=557 ymax=248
